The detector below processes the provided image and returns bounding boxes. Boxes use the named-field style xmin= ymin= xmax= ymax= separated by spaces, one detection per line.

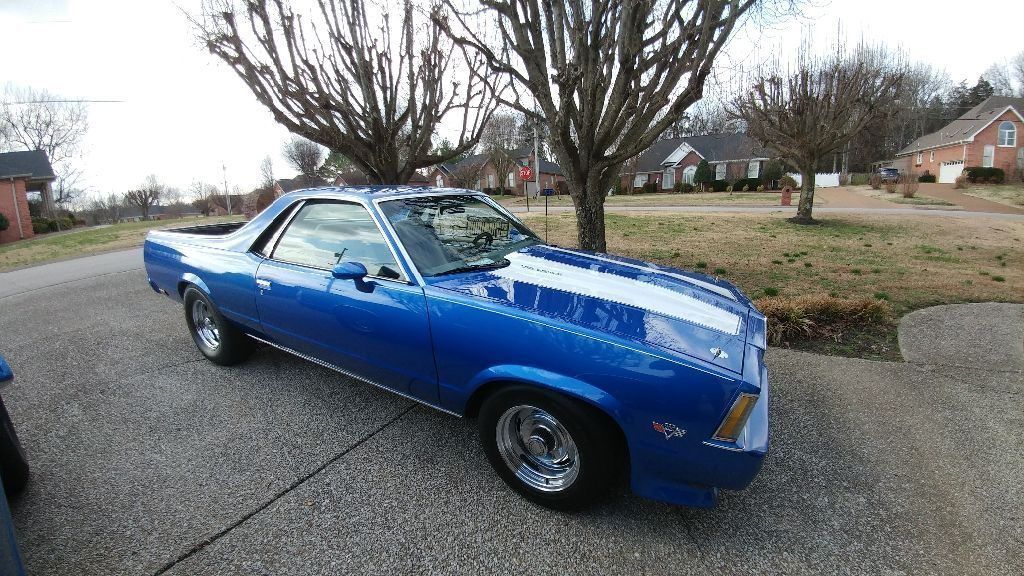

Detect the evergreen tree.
xmin=693 ymin=159 xmax=713 ymax=192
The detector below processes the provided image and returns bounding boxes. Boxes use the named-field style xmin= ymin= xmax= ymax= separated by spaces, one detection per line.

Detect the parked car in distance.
xmin=144 ymin=187 xmax=769 ymax=510
xmin=878 ymin=167 xmax=900 ymax=182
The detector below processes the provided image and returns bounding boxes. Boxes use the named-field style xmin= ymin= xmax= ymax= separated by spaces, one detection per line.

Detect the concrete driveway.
xmin=0 ymin=255 xmax=1021 ymax=575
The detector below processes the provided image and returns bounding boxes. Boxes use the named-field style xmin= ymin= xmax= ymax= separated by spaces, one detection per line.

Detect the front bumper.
xmin=630 ymin=367 xmax=770 ymax=508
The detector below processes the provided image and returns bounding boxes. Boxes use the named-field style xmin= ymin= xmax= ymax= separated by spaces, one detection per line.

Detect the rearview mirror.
xmin=332 ymin=261 xmax=368 ymax=280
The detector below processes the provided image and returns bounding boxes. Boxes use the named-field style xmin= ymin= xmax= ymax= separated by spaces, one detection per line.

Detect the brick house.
xmin=894 ymin=96 xmax=1024 ymax=183
xmin=332 ymin=169 xmax=429 ymax=186
xmin=624 ymin=133 xmax=773 ymax=191
xmin=428 ymin=147 xmax=565 ymax=195
xmin=0 ymin=150 xmax=56 ymax=245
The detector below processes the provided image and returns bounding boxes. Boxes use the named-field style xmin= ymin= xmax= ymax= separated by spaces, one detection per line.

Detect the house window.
xmin=715 ymin=163 xmax=726 ymax=180
xmin=435 ymin=175 xmax=443 ymax=187
xmin=487 ymin=174 xmax=495 ymax=189
xmin=929 ymin=151 xmax=935 ymax=162
xmin=998 ymin=121 xmax=1016 ymax=146
xmin=747 ymin=161 xmax=759 ymax=179
xmin=662 ymin=168 xmax=675 ymax=189
xmin=507 ymin=172 xmax=515 ymax=187
xmin=475 ymin=179 xmax=482 ymax=190
xmin=682 ymin=165 xmax=697 ymax=184
xmin=982 ymin=145 xmax=995 ymax=168
xmin=633 ymin=174 xmax=648 ymax=187
xmin=1017 ymin=147 xmax=1023 ymax=170
xmin=916 ymin=152 xmax=923 ymax=165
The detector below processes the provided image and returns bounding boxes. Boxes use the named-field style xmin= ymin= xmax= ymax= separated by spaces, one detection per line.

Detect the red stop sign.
xmin=519 ymin=165 xmax=534 ymax=181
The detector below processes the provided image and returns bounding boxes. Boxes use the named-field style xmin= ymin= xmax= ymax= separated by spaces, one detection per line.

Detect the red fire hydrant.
xmin=781 ymin=186 xmax=792 ymax=206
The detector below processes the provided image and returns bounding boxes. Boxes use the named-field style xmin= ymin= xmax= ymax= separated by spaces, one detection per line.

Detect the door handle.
xmin=256 ymin=278 xmax=271 ymax=290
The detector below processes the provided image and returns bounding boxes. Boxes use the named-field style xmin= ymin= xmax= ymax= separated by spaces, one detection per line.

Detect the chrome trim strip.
xmin=702 ymin=440 xmax=745 ymax=452
xmin=247 ymin=334 xmax=462 ymax=418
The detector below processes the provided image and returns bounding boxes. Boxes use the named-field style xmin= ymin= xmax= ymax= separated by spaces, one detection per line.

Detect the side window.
xmin=271 ymin=202 xmax=405 ymax=281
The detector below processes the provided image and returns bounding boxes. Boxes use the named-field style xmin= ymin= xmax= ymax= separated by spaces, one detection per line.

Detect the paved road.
xmin=0 ymin=268 xmax=1021 ymax=575
xmin=0 ymin=248 xmax=143 ymax=299
xmin=507 ymin=203 xmax=1024 ymax=220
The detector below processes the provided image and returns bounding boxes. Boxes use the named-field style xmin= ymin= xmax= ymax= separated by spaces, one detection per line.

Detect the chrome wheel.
xmin=496 ymin=405 xmax=580 ymax=492
xmin=191 ymin=299 xmax=220 ymax=350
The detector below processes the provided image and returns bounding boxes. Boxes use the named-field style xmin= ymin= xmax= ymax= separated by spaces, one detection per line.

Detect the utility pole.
xmin=222 ymin=162 xmax=232 ymax=215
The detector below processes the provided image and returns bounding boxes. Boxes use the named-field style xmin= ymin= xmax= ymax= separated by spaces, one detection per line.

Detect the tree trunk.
xmin=567 ymin=174 xmax=608 ymax=252
xmin=793 ymin=168 xmax=816 ymax=223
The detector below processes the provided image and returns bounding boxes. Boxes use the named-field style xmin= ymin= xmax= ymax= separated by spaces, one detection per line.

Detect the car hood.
xmin=425 ymin=245 xmax=754 ymax=373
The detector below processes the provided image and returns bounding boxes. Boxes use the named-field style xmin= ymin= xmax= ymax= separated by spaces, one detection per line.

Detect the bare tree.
xmin=479 ymin=111 xmax=523 ymax=192
xmin=983 ymin=51 xmax=1024 ymax=97
xmin=194 ymin=0 xmax=501 ymax=184
xmin=282 ymin=136 xmax=325 ymax=178
xmin=259 ymin=155 xmax=275 ymax=188
xmin=124 ymin=175 xmax=164 ymax=220
xmin=660 ymin=99 xmax=736 ymax=140
xmin=439 ymin=0 xmax=759 ymax=250
xmin=732 ymin=42 xmax=904 ymax=222
xmin=450 ymin=159 xmax=486 ymax=189
xmin=0 ymin=85 xmax=89 ymax=216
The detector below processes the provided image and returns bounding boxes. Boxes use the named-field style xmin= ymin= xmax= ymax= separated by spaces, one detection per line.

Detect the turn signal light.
xmin=712 ymin=393 xmax=758 ymax=442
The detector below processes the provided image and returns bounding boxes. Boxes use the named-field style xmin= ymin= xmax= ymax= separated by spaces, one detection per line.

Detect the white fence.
xmin=785 ymin=172 xmax=841 ymax=188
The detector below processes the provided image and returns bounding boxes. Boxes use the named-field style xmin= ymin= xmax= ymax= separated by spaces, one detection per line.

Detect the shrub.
xmin=756 ymin=184 xmax=765 ymax=192
xmin=965 ymin=167 xmax=1005 ymax=184
xmin=902 ymin=175 xmax=920 ymax=198
xmin=954 ymin=174 xmax=968 ymax=189
xmin=868 ymin=173 xmax=882 ymax=189
xmin=0 ymin=211 xmax=9 ymax=232
xmin=884 ymin=181 xmax=897 ymax=194
xmin=731 ymin=178 xmax=761 ymax=192
xmin=681 ymin=183 xmax=695 ymax=193
xmin=31 ymin=217 xmax=51 ymax=234
xmin=762 ymin=160 xmax=784 ymax=186
xmin=711 ymin=179 xmax=729 ymax=192
xmin=673 ymin=181 xmax=684 ymax=193
xmin=850 ymin=173 xmax=870 ymax=186
xmin=642 ymin=182 xmax=658 ymax=194
xmin=918 ymin=171 xmax=936 ymax=183
xmin=725 ymin=184 xmax=733 ymax=193
xmin=779 ymin=175 xmax=798 ymax=190
xmin=753 ymin=295 xmax=893 ymax=346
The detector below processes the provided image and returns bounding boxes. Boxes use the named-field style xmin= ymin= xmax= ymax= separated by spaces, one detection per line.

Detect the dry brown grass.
xmin=525 ymin=211 xmax=1024 ymax=314
xmin=753 ymin=295 xmax=892 ymax=346
xmin=0 ymin=216 xmax=243 ymax=272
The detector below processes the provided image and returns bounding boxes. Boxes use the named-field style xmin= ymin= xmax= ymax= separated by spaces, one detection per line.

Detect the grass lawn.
xmin=962 ymin=184 xmax=1024 ymax=208
xmin=0 ymin=216 xmax=244 ymax=272
xmin=521 ymin=211 xmax=1024 ymax=359
xmin=496 ymin=191 xmax=783 ymax=207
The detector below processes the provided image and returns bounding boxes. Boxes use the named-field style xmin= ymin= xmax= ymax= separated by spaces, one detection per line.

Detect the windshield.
xmin=378 ymin=194 xmax=541 ymax=276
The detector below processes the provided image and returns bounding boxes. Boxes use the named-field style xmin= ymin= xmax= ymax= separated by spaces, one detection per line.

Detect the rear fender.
xmin=177 ymin=273 xmax=211 ymax=301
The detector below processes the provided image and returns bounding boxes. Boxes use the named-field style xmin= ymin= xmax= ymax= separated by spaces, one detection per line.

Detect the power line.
xmin=3 ymin=100 xmax=125 ymax=104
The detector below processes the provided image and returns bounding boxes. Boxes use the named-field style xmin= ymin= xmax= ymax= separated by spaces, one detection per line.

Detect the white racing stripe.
xmin=547 ymin=246 xmax=738 ymax=300
xmin=497 ymin=253 xmax=742 ymax=335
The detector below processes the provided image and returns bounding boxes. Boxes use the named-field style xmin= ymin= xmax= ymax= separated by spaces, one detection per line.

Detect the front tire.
xmin=0 ymin=396 xmax=29 ymax=495
xmin=479 ymin=386 xmax=623 ymax=510
xmin=183 ymin=287 xmax=253 ymax=366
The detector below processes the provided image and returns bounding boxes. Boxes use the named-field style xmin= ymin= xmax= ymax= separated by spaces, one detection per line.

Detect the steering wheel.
xmin=471 ymin=231 xmax=494 ymax=248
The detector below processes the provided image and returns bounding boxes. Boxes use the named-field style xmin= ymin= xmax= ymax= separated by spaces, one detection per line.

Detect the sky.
xmin=0 ymin=0 xmax=1021 ymax=200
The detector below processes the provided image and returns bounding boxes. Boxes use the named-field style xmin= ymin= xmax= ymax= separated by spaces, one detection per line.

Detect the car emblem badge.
xmin=710 ymin=347 xmax=728 ymax=360
xmin=652 ymin=421 xmax=686 ymax=440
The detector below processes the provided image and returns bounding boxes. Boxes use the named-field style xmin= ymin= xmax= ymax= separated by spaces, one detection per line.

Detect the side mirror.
xmin=331 ymin=261 xmax=368 ymax=280
xmin=0 ymin=355 xmax=13 ymax=384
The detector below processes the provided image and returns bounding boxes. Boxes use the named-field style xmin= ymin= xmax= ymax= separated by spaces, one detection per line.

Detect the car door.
xmin=254 ymin=200 xmax=438 ymax=401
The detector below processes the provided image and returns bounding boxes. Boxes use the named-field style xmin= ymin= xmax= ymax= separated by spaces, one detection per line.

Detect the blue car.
xmin=144 ymin=187 xmax=769 ymax=509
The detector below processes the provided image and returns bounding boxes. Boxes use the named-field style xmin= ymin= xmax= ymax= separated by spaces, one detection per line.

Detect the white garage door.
xmin=939 ymin=160 xmax=964 ymax=184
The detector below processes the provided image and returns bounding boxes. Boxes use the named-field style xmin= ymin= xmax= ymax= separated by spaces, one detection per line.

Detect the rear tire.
xmin=0 ymin=396 xmax=29 ymax=495
xmin=478 ymin=386 xmax=623 ymax=510
xmin=183 ymin=286 xmax=253 ymax=366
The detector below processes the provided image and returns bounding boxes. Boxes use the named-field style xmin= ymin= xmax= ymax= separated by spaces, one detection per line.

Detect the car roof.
xmin=282 ymin=185 xmax=481 ymax=202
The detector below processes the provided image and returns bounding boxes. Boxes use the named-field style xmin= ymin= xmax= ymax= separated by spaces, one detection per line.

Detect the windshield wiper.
xmin=433 ymin=258 xmax=510 ymax=276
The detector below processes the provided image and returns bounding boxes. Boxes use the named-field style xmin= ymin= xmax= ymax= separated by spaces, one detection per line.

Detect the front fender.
xmin=462 ymin=364 xmax=626 ymax=425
